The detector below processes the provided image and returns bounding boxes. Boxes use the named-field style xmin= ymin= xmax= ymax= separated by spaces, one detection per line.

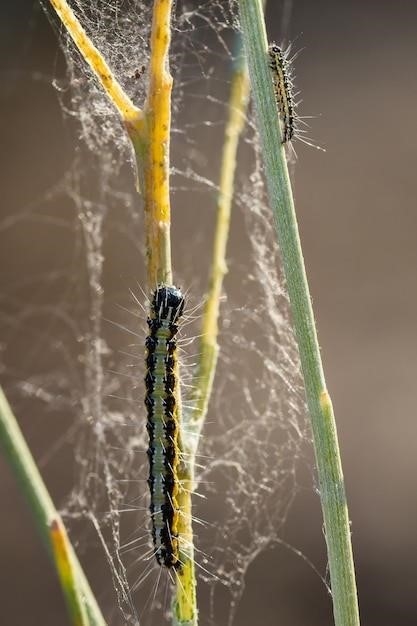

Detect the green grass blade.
xmin=237 ymin=3 xmax=361 ymax=625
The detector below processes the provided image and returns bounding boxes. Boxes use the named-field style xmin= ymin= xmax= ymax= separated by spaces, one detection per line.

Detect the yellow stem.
xmin=141 ymin=0 xmax=174 ymax=286
xmin=190 ymin=57 xmax=250 ymax=431
xmin=50 ymin=517 xmax=90 ymax=626
xmin=48 ymin=1 xmax=194 ymax=621
xmin=48 ymin=0 xmax=143 ymax=129
xmin=173 ymin=461 xmax=198 ymax=625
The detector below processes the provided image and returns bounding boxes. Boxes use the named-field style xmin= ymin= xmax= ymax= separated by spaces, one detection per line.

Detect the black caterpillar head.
xmin=153 ymin=285 xmax=185 ymax=322
xmin=270 ymin=43 xmax=281 ymax=54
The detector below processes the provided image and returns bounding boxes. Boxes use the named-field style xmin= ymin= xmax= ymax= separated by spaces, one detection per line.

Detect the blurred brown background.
xmin=1 ymin=0 xmax=417 ymax=625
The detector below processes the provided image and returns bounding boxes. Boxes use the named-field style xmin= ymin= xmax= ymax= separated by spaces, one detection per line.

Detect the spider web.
xmin=1 ymin=2 xmax=317 ymax=624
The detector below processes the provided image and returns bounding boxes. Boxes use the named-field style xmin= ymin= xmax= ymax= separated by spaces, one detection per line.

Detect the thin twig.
xmin=49 ymin=0 xmax=142 ymax=126
xmin=175 ymin=31 xmax=251 ymax=626
xmin=187 ymin=41 xmax=250 ymax=435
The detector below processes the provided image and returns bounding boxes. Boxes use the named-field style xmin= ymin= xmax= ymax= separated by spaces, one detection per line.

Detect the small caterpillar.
xmin=268 ymin=42 xmax=296 ymax=143
xmin=144 ymin=284 xmax=185 ymax=569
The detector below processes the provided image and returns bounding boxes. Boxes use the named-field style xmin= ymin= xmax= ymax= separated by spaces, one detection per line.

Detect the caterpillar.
xmin=268 ymin=42 xmax=296 ymax=143
xmin=144 ymin=284 xmax=185 ymax=569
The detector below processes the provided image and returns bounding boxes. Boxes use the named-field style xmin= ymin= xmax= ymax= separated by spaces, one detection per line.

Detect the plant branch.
xmin=48 ymin=0 xmax=142 ymax=127
xmin=0 ymin=386 xmax=106 ymax=626
xmin=188 ymin=42 xmax=250 ymax=435
xmin=140 ymin=0 xmax=174 ymax=286
xmin=237 ymin=2 xmax=360 ymax=626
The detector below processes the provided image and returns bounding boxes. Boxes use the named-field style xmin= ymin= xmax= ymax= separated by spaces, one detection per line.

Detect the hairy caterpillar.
xmin=144 ymin=285 xmax=185 ymax=569
xmin=268 ymin=42 xmax=296 ymax=143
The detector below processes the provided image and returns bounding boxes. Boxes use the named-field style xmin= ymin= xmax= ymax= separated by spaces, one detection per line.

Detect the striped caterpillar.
xmin=144 ymin=285 xmax=185 ymax=569
xmin=268 ymin=42 xmax=296 ymax=143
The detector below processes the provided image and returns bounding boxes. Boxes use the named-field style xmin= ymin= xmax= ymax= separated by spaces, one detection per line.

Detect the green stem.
xmin=0 ymin=385 xmax=106 ymax=626
xmin=237 ymin=3 xmax=360 ymax=626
